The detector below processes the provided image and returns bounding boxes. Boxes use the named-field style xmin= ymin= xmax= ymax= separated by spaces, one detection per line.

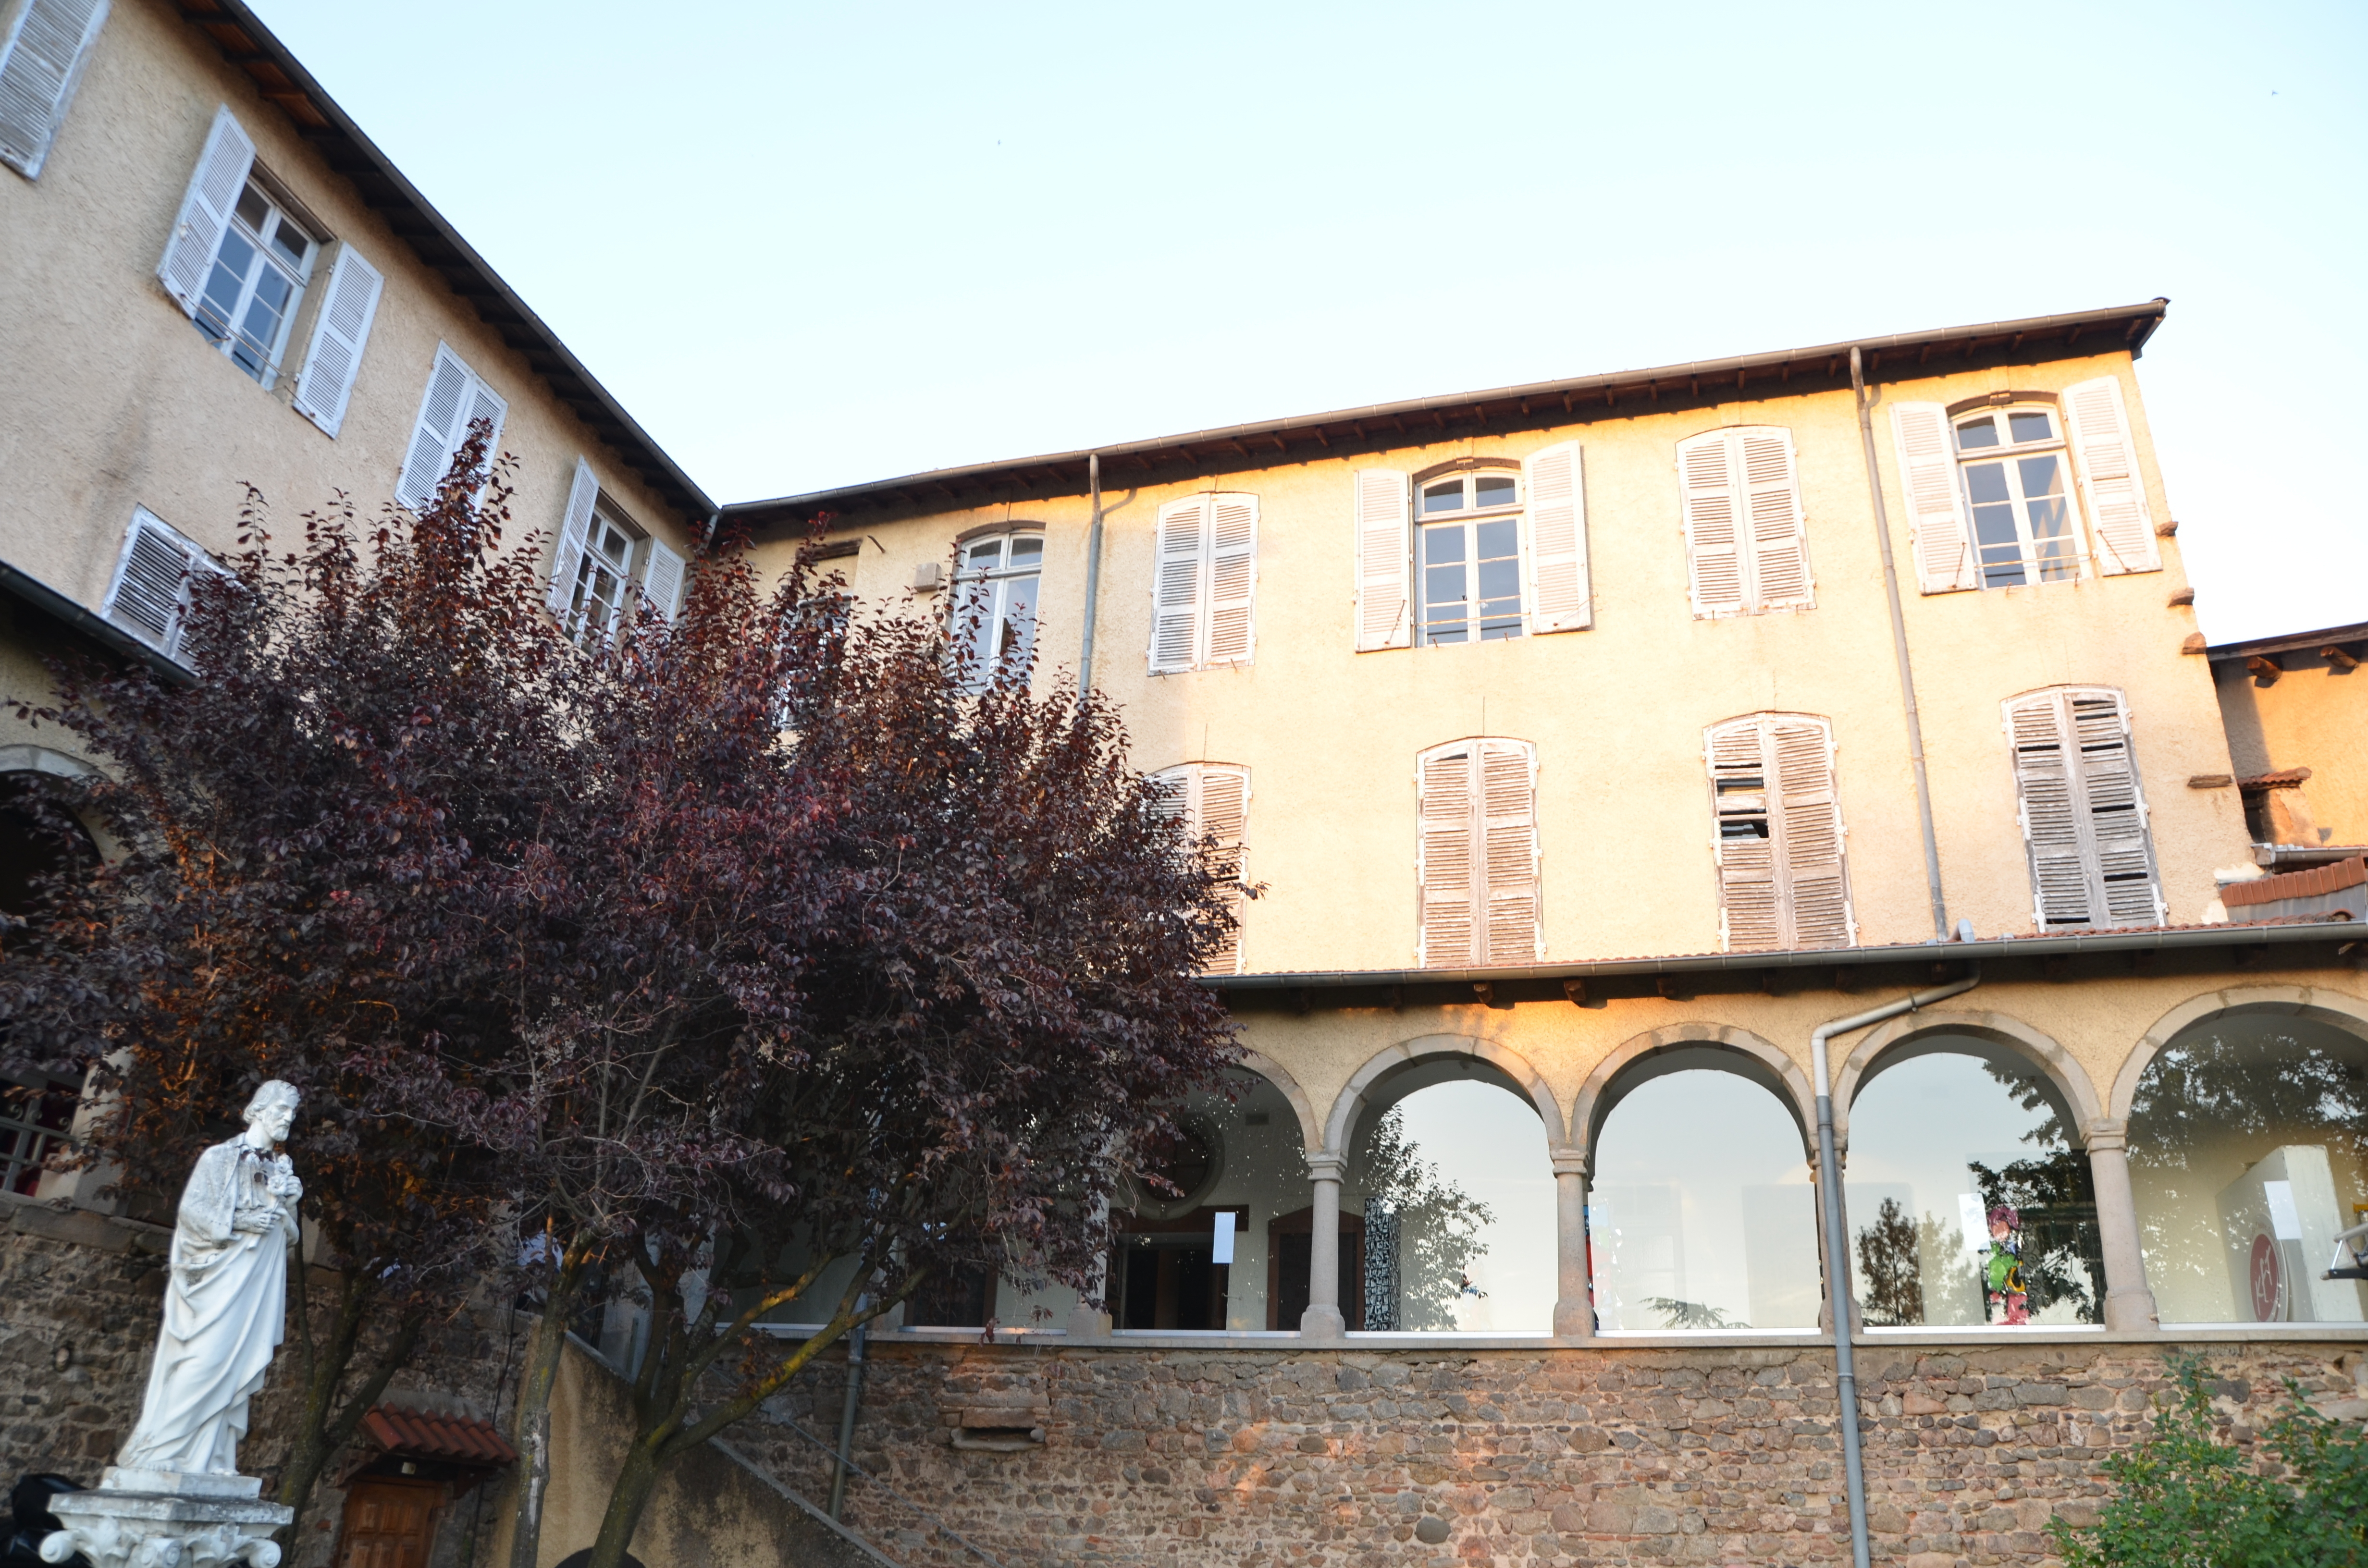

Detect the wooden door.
xmin=336 ymin=1479 xmax=441 ymax=1568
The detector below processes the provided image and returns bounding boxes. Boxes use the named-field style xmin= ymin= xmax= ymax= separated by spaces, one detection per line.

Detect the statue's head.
xmin=242 ymin=1081 xmax=300 ymax=1144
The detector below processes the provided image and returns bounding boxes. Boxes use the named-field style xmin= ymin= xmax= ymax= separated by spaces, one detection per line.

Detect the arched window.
xmin=1415 ymin=466 xmax=1525 ymax=644
xmin=951 ymin=529 xmax=1042 ymax=677
xmin=1351 ymin=446 xmax=1590 ymax=652
xmin=1844 ymin=1038 xmax=2102 ymax=1326
xmin=2129 ymin=1015 xmax=2368 ymax=1325
xmin=1953 ymin=404 xmax=2080 ymax=588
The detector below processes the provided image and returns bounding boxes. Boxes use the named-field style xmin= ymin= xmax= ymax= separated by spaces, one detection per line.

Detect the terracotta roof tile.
xmin=2223 ymin=857 xmax=2368 ymax=909
xmin=358 ymin=1405 xmax=518 ymax=1470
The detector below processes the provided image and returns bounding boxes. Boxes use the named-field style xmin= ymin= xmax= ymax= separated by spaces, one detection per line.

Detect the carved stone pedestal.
xmin=42 ymin=1470 xmax=290 ymax=1568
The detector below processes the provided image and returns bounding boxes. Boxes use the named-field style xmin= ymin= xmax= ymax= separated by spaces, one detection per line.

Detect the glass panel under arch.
xmin=1844 ymin=1040 xmax=2102 ymax=1327
xmin=1345 ymin=1079 xmax=1555 ymax=1332
xmin=2129 ymin=1016 xmax=2368 ymax=1325
xmin=1590 ymin=1066 xmax=1819 ymax=1332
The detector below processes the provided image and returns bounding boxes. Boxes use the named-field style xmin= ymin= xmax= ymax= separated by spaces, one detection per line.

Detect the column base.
xmin=1299 ymin=1305 xmax=1346 ymax=1340
xmin=1551 ymin=1298 xmax=1593 ymax=1338
xmin=2103 ymin=1287 xmax=2161 ymax=1333
xmin=46 ymin=1473 xmax=291 ymax=1568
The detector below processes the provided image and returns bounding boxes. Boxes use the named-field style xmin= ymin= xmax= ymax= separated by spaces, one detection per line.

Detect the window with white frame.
xmin=1149 ymin=494 xmax=1257 ymax=674
xmin=101 ymin=507 xmax=225 ymax=662
xmin=1417 ymin=469 xmax=1524 ymax=645
xmin=1954 ymin=405 xmax=2080 ymax=589
xmin=1417 ymin=738 xmax=1539 ymax=968
xmin=1351 ymin=447 xmax=1590 ymax=653
xmin=1705 ymin=714 xmax=1853 ymax=952
xmin=547 ymin=458 xmax=684 ymax=645
xmin=189 ymin=179 xmax=318 ymax=384
xmin=1148 ymin=763 xmax=1249 ymax=974
xmin=952 ymin=529 xmax=1041 ymax=678
xmin=2004 ymin=686 xmax=2164 ymax=931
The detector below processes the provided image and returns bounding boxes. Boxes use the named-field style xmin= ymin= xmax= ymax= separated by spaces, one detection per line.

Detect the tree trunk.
xmin=506 ymin=1243 xmax=592 ymax=1568
xmin=583 ymin=1438 xmax=663 ymax=1568
xmin=271 ymin=1286 xmax=424 ymax=1548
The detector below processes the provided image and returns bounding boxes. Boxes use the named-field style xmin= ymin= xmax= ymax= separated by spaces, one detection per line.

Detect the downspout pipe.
xmin=1850 ymin=346 xmax=1950 ymax=943
xmin=826 ymin=1306 xmax=869 ymax=1520
xmin=1077 ymin=454 xmax=1105 ymax=694
xmin=1813 ymin=967 xmax=1981 ymax=1568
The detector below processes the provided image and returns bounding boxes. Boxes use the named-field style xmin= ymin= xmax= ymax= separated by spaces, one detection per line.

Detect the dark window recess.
xmin=1136 ymin=1123 xmax=1214 ymax=1205
xmin=0 ymin=1080 xmax=73 ymax=1197
xmin=905 ymin=1267 xmax=994 ymax=1328
xmin=0 ymin=776 xmax=97 ymax=930
xmin=1266 ymin=1207 xmax=1368 ymax=1331
xmin=1110 ymin=1206 xmax=1243 ymax=1331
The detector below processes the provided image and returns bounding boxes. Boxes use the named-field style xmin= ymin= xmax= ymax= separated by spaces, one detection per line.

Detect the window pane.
xmin=1007 ymin=535 xmax=1043 ymax=564
xmin=1423 ymin=563 xmax=1467 ymax=614
xmin=1964 ymin=462 xmax=2010 ymax=505
xmin=1474 ymin=475 xmax=1516 ymax=509
xmin=234 ymin=184 xmax=269 ymax=231
xmin=1956 ymin=416 xmax=2000 ymax=451
xmin=1423 ymin=525 xmax=1467 ymax=564
xmin=1475 ymin=518 xmax=1518 ymax=560
xmin=196 ymin=231 xmax=257 ymax=345
xmin=1845 ymin=1042 xmax=2100 ymax=1326
xmin=962 ymin=538 xmax=1004 ymax=571
xmin=268 ymin=221 xmax=308 ymax=270
xmin=2008 ymin=410 xmax=2053 ymax=443
xmin=1420 ymin=480 xmax=1465 ymax=516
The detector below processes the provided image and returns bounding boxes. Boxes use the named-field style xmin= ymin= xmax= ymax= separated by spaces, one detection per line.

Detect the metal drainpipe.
xmin=826 ymin=1308 xmax=868 ymax=1520
xmin=1813 ymin=968 xmax=1981 ymax=1568
xmin=1849 ymin=346 xmax=1950 ymax=942
xmin=1077 ymin=454 xmax=1105 ymax=692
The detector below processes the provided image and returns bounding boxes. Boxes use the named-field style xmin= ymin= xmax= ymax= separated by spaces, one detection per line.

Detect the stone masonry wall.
xmin=736 ymin=1336 xmax=2368 ymax=1568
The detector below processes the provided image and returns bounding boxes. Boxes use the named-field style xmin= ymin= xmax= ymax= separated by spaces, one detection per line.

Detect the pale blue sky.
xmin=247 ymin=0 xmax=2367 ymax=643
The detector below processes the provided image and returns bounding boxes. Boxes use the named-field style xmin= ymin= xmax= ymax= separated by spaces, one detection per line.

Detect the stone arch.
xmin=0 ymin=744 xmax=98 ymax=779
xmin=1234 ymin=1047 xmax=1324 ymax=1156
xmin=1832 ymin=1009 xmax=2104 ymax=1148
xmin=1321 ymin=1034 xmax=1564 ymax=1159
xmin=1570 ymin=1022 xmax=1816 ymax=1167
xmin=2111 ymin=985 xmax=2368 ymax=1121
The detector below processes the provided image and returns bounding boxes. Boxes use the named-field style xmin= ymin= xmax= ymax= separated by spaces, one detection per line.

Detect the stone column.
xmin=2084 ymin=1119 xmax=2160 ymax=1332
xmin=1301 ymin=1152 xmax=1347 ymax=1339
xmin=1810 ymin=1148 xmax=1860 ymax=1335
xmin=1067 ymin=1193 xmax=1112 ymax=1340
xmin=1552 ymin=1149 xmax=1593 ymax=1339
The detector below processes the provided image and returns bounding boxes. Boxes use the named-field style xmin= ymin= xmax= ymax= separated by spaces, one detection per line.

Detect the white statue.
xmin=114 ymin=1081 xmax=302 ymax=1478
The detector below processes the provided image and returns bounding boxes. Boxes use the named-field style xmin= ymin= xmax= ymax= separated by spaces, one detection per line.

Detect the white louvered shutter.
xmin=1740 ymin=428 xmax=1812 ymax=609
xmin=1354 ymin=469 xmax=1411 ymax=651
xmin=2005 ymin=688 xmax=2163 ymax=931
xmin=1205 ymin=494 xmax=1257 ymax=667
xmin=397 ymin=347 xmax=470 ymax=509
xmin=1149 ymin=496 xmax=1206 ymax=674
xmin=1524 ymin=442 xmax=1591 ymax=633
xmin=642 ymin=539 xmax=687 ymax=623
xmin=547 ymin=459 xmax=599 ymax=615
xmin=1707 ymin=715 xmax=1853 ymax=952
xmin=1197 ymin=765 xmax=1250 ymax=974
xmin=101 ymin=508 xmax=223 ymax=661
xmin=2061 ymin=377 xmax=2159 ymax=576
xmin=1479 ymin=741 xmax=1541 ymax=964
xmin=1418 ymin=745 xmax=1476 ymax=967
xmin=1889 ymin=402 xmax=1978 ymax=593
xmin=460 ymin=376 xmax=507 ymax=463
xmin=157 ymin=106 xmax=254 ymax=316
xmin=1677 ymin=432 xmax=1746 ymax=616
xmin=290 ymin=246 xmax=383 ymax=438
xmin=0 ymin=0 xmax=107 ymax=179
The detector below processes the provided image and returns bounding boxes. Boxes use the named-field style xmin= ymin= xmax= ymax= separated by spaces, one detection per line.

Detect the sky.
xmin=244 ymin=0 xmax=2368 ymax=645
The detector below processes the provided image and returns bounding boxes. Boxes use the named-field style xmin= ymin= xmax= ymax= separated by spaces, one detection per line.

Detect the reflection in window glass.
xmin=952 ymin=531 xmax=1040 ymax=681
xmin=1590 ymin=1065 xmax=1818 ymax=1331
xmin=1844 ymin=1042 xmax=2101 ymax=1327
xmin=1346 ymin=1081 xmax=1553 ymax=1332
xmin=2130 ymin=1017 xmax=2368 ymax=1324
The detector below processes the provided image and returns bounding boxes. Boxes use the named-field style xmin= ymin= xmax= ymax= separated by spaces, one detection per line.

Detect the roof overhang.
xmin=0 ymin=557 xmax=192 ymax=685
xmin=2207 ymin=622 xmax=2368 ymax=663
xmin=172 ymin=1 xmax=714 ymax=525
xmin=725 ymin=299 xmax=2170 ymax=535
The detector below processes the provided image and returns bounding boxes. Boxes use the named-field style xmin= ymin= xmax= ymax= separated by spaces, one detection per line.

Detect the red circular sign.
xmin=2249 ymin=1232 xmax=2284 ymax=1322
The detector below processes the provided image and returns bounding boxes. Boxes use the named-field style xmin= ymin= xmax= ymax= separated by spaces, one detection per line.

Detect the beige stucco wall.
xmin=2215 ymin=650 xmax=2368 ymax=847
xmin=0 ymin=0 xmax=699 ymax=762
xmin=758 ymin=349 xmax=2243 ymax=973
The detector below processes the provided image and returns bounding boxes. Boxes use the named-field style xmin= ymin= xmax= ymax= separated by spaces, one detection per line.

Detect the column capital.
xmin=1306 ymin=1152 xmax=1347 ymax=1181
xmin=1550 ymin=1147 xmax=1589 ymax=1177
xmin=2083 ymin=1119 xmax=2130 ymax=1152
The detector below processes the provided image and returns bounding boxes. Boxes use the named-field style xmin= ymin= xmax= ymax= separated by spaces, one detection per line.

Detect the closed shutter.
xmin=396 ymin=345 xmax=502 ymax=510
xmin=1353 ymin=469 xmax=1411 ymax=651
xmin=1149 ymin=496 xmax=1206 ymax=674
xmin=548 ymin=459 xmax=599 ymax=615
xmin=1523 ymin=442 xmax=1591 ymax=633
xmin=157 ymin=106 xmax=254 ymax=316
xmin=1889 ymin=402 xmax=1978 ymax=593
xmin=641 ymin=539 xmax=687 ymax=623
xmin=101 ymin=508 xmax=220 ymax=661
xmin=2004 ymin=687 xmax=2164 ymax=930
xmin=0 ymin=0 xmax=107 ymax=179
xmin=290 ymin=246 xmax=383 ymax=438
xmin=1677 ymin=431 xmax=1746 ymax=616
xmin=1706 ymin=714 xmax=1854 ymax=952
xmin=1739 ymin=428 xmax=1813 ymax=609
xmin=1150 ymin=763 xmax=1250 ymax=974
xmin=1205 ymin=494 xmax=1257 ymax=667
xmin=2061 ymin=377 xmax=2159 ymax=576
xmin=1418 ymin=739 xmax=1538 ymax=968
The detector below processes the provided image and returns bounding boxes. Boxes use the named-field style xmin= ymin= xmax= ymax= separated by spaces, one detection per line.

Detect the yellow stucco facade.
xmin=2214 ymin=641 xmax=2368 ymax=849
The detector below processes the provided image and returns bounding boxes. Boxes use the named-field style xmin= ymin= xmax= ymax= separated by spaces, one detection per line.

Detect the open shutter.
xmin=1524 ymin=442 xmax=1591 ymax=633
xmin=2061 ymin=377 xmax=2159 ymax=576
xmin=1770 ymin=717 xmax=1852 ymax=948
xmin=1149 ymin=496 xmax=1206 ymax=674
xmin=1739 ymin=428 xmax=1812 ymax=609
xmin=1478 ymin=740 xmax=1540 ymax=964
xmin=2005 ymin=687 xmax=2160 ymax=930
xmin=1677 ymin=432 xmax=1746 ymax=617
xmin=396 ymin=347 xmax=471 ymax=508
xmin=2068 ymin=690 xmax=2163 ymax=926
xmin=291 ymin=245 xmax=383 ymax=438
xmin=641 ymin=539 xmax=687 ymax=623
xmin=1707 ymin=718 xmax=1781 ymax=951
xmin=547 ymin=459 xmax=599 ymax=614
xmin=1197 ymin=765 xmax=1250 ymax=974
xmin=0 ymin=0 xmax=107 ymax=179
xmin=1890 ymin=402 xmax=1978 ymax=593
xmin=460 ymin=376 xmax=507 ymax=463
xmin=1205 ymin=494 xmax=1257 ymax=667
xmin=157 ymin=106 xmax=253 ymax=316
xmin=1353 ymin=469 xmax=1411 ymax=651
xmin=102 ymin=510 xmax=194 ymax=649
xmin=2006 ymin=691 xmax=2093 ymax=928
xmin=1417 ymin=745 xmax=1476 ymax=967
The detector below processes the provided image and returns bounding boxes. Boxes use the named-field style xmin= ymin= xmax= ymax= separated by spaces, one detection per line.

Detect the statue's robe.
xmin=115 ymin=1140 xmax=295 ymax=1474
